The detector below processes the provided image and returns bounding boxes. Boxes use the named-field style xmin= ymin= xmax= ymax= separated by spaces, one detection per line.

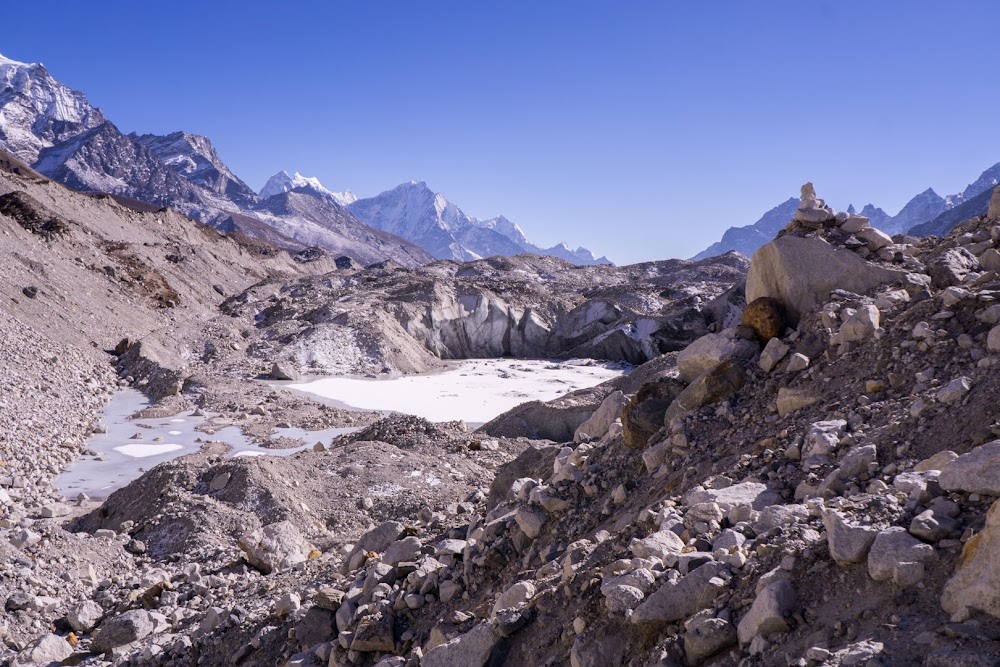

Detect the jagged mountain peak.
xmin=0 ymin=52 xmax=106 ymax=164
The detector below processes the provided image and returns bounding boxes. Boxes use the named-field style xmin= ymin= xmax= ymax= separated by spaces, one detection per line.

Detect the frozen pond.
xmin=286 ymin=358 xmax=628 ymax=425
xmin=56 ymin=389 xmax=357 ymax=499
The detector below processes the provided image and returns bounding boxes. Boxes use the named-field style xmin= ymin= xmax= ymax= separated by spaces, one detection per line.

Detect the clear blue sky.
xmin=4 ymin=1 xmax=1000 ymax=263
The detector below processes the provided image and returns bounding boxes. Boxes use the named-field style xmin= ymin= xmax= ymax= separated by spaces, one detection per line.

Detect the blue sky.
xmin=4 ymin=1 xmax=1000 ymax=263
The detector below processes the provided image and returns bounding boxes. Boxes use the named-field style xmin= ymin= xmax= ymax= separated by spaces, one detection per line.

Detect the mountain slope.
xmin=133 ymin=131 xmax=257 ymax=204
xmin=881 ymin=188 xmax=947 ymax=235
xmin=253 ymin=189 xmax=433 ymax=266
xmin=34 ymin=121 xmax=204 ymax=207
xmin=910 ymin=185 xmax=997 ymax=237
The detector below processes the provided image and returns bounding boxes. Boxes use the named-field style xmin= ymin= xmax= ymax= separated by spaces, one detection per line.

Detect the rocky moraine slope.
xmin=5 ymin=154 xmax=1000 ymax=667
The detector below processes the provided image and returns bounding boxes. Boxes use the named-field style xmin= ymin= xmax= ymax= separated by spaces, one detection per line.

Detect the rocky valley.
xmin=6 ymin=26 xmax=1000 ymax=667
xmin=5 ymin=106 xmax=1000 ymax=667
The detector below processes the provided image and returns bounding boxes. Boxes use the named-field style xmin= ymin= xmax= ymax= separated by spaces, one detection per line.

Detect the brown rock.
xmin=989 ymin=186 xmax=1000 ymax=221
xmin=740 ymin=297 xmax=786 ymax=343
xmin=622 ymin=379 xmax=683 ymax=449
xmin=665 ymin=359 xmax=746 ymax=423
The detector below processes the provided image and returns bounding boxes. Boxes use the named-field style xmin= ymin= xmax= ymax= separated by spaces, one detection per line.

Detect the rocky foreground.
xmin=5 ymin=169 xmax=1000 ymax=667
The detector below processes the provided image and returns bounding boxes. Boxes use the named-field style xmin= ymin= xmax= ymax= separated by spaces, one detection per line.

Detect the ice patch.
xmin=287 ymin=358 xmax=627 ymax=424
xmin=114 ymin=444 xmax=184 ymax=459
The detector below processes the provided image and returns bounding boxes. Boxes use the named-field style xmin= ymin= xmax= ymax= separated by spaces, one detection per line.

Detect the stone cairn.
xmin=784 ymin=182 xmax=912 ymax=266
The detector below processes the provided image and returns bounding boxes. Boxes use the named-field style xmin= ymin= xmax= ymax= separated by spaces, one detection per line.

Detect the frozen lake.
xmin=286 ymin=358 xmax=628 ymax=424
xmin=56 ymin=389 xmax=357 ymax=499
xmin=57 ymin=358 xmax=627 ymax=500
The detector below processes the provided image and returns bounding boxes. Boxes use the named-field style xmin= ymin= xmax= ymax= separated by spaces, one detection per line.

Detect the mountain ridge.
xmin=0 ymin=51 xmax=607 ymax=267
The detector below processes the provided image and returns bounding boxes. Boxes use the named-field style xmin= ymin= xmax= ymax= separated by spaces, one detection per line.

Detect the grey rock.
xmin=630 ymin=530 xmax=685 ymax=563
xmin=758 ymin=337 xmax=790 ymax=373
xmin=12 ymin=634 xmax=72 ymax=667
xmin=602 ymin=584 xmax=645 ymax=612
xmin=382 ymin=536 xmax=422 ymax=566
xmin=493 ymin=580 xmax=536 ymax=617
xmin=685 ymin=481 xmax=779 ymax=512
xmin=632 ymin=562 xmax=728 ymax=626
xmin=909 ymin=509 xmax=959 ymax=542
xmin=677 ymin=331 xmax=757 ymax=383
xmin=270 ymin=362 xmax=300 ymax=381
xmin=868 ymin=527 xmax=936 ymax=586
xmin=838 ymin=444 xmax=878 ymax=480
xmin=937 ymin=376 xmax=972 ymax=404
xmin=838 ymin=305 xmax=880 ymax=343
xmin=737 ymin=580 xmax=797 ymax=646
xmin=238 ymin=520 xmax=316 ymax=575
xmin=92 ymin=609 xmax=154 ymax=653
xmin=573 ymin=390 xmax=627 ymax=443
xmin=685 ymin=616 xmax=738 ymax=665
xmin=823 ymin=510 xmax=878 ymax=565
xmin=665 ymin=359 xmax=746 ymax=422
xmin=351 ymin=611 xmax=395 ymax=653
xmin=893 ymin=470 xmax=942 ymax=502
xmin=940 ymin=441 xmax=1000 ymax=496
xmin=514 ymin=507 xmax=546 ymax=539
xmin=746 ymin=235 xmax=906 ymax=324
xmin=67 ymin=599 xmax=104 ymax=632
xmin=422 ymin=622 xmax=499 ymax=667
xmin=927 ymin=248 xmax=979 ymax=288
xmin=342 ymin=520 xmax=403 ymax=573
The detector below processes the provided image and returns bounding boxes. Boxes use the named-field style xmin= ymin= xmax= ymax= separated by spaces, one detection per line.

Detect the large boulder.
xmin=867 ymin=527 xmax=936 ymax=586
xmin=989 ymin=186 xmax=1000 ymax=220
xmin=238 ymin=520 xmax=317 ymax=575
xmin=927 ymin=248 xmax=979 ymax=289
xmin=942 ymin=499 xmax=1000 ymax=619
xmin=342 ymin=521 xmax=404 ymax=573
xmin=746 ymin=236 xmax=905 ymax=324
xmin=737 ymin=579 xmax=797 ymax=646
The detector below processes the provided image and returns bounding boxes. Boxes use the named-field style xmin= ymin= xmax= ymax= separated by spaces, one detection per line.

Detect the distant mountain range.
xmin=0 ymin=52 xmax=609 ymax=266
xmin=346 ymin=180 xmax=610 ymax=264
xmin=695 ymin=163 xmax=1000 ymax=260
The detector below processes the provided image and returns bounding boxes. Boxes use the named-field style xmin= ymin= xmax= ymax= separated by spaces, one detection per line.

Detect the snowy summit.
xmin=259 ymin=170 xmax=357 ymax=206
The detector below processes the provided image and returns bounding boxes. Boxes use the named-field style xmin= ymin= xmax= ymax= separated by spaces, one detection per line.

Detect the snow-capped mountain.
xmin=260 ymin=170 xmax=357 ymax=206
xmin=348 ymin=181 xmax=611 ymax=264
xmin=0 ymin=53 xmax=105 ymax=164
